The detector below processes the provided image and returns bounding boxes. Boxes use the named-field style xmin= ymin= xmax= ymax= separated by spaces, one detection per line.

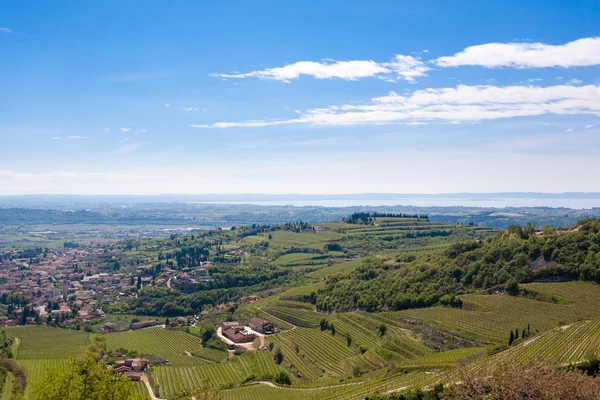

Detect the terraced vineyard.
xmin=391 ymin=282 xmax=600 ymax=343
xmin=472 ymin=317 xmax=600 ymax=374
xmin=105 ymin=327 xmax=204 ymax=366
xmin=262 ymin=305 xmax=322 ymax=328
xmin=153 ymin=351 xmax=283 ymax=396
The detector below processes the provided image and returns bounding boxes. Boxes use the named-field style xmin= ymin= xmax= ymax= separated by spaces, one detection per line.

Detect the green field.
xmin=8 ymin=326 xmax=91 ymax=359
xmin=154 ymin=351 xmax=283 ymax=396
xmin=105 ymin=327 xmax=205 ymax=366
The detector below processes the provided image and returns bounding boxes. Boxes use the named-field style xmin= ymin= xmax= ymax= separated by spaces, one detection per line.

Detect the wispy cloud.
xmin=568 ymin=78 xmax=583 ymax=84
xmin=180 ymin=107 xmax=200 ymax=112
xmin=0 ymin=27 xmax=12 ymax=33
xmin=212 ymin=55 xmax=430 ymax=83
xmin=192 ymin=84 xmax=600 ymax=128
xmin=51 ymin=136 xmax=88 ymax=140
xmin=112 ymin=141 xmax=151 ymax=155
xmin=120 ymin=128 xmax=131 ymax=132
xmin=435 ymin=37 xmax=600 ymax=68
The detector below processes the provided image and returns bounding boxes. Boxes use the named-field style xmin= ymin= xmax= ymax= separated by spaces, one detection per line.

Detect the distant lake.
xmin=189 ymin=197 xmax=600 ymax=209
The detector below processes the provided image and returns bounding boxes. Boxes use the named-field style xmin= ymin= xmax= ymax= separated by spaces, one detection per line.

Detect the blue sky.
xmin=1 ymin=0 xmax=600 ymax=194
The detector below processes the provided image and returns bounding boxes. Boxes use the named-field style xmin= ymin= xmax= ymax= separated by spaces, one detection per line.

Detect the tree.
xmin=330 ymin=323 xmax=336 ymax=336
xmin=378 ymin=324 xmax=387 ymax=337
xmin=273 ymin=346 xmax=283 ymax=365
xmin=32 ymin=351 xmax=144 ymax=400
xmin=274 ymin=371 xmax=291 ymax=385
xmin=200 ymin=325 xmax=216 ymax=346
xmin=319 ymin=318 xmax=329 ymax=331
xmin=509 ymin=330 xmax=515 ymax=345
xmin=346 ymin=333 xmax=352 ymax=347
xmin=506 ymin=279 xmax=520 ymax=295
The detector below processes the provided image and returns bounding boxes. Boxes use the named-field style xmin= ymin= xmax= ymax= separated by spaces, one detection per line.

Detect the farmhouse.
xmin=123 ymin=371 xmax=142 ymax=381
xmin=249 ymin=317 xmax=273 ymax=334
xmin=222 ymin=321 xmax=240 ymax=329
xmin=222 ymin=325 xmax=257 ymax=344
xmin=115 ymin=358 xmax=148 ymax=372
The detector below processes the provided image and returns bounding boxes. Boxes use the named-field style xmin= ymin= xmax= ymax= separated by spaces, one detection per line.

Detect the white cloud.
xmin=51 ymin=136 xmax=88 ymax=140
xmin=0 ymin=27 xmax=12 ymax=33
xmin=192 ymin=84 xmax=600 ymax=128
xmin=435 ymin=37 xmax=600 ymax=68
xmin=120 ymin=128 xmax=131 ymax=132
xmin=586 ymin=124 xmax=595 ymax=129
xmin=568 ymin=79 xmax=583 ymax=84
xmin=180 ymin=107 xmax=200 ymax=112
xmin=565 ymin=128 xmax=574 ymax=132
xmin=212 ymin=55 xmax=429 ymax=83
xmin=165 ymin=104 xmax=171 ymax=107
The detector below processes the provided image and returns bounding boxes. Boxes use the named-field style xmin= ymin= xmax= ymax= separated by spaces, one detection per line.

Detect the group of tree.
xmin=0 ymin=328 xmax=27 ymax=399
xmin=508 ymin=324 xmax=531 ymax=345
xmin=343 ymin=212 xmax=429 ymax=225
xmin=315 ymin=219 xmax=600 ymax=312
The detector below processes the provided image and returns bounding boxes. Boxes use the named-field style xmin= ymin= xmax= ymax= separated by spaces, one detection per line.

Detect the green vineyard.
xmin=105 ymin=327 xmax=204 ymax=366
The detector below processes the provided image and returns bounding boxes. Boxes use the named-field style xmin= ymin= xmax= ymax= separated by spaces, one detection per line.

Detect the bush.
xmin=274 ymin=371 xmax=291 ymax=385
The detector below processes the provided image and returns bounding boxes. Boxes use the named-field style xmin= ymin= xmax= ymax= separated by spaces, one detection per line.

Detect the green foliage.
xmin=274 ymin=370 xmax=291 ymax=385
xmin=0 ymin=357 xmax=27 ymax=399
xmin=0 ymin=329 xmax=14 ymax=358
xmin=317 ymin=219 xmax=600 ymax=312
xmin=200 ymin=324 xmax=216 ymax=346
xmin=31 ymin=351 xmax=143 ymax=400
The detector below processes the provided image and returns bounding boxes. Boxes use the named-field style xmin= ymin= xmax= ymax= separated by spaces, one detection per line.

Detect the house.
xmin=222 ymin=326 xmax=257 ymax=344
xmin=249 ymin=317 xmax=273 ymax=334
xmin=131 ymin=320 xmax=158 ymax=330
xmin=126 ymin=358 xmax=148 ymax=372
xmin=114 ymin=365 xmax=132 ymax=374
xmin=104 ymin=322 xmax=117 ymax=331
xmin=123 ymin=371 xmax=142 ymax=381
xmin=221 ymin=321 xmax=239 ymax=330
xmin=116 ymin=358 xmax=148 ymax=372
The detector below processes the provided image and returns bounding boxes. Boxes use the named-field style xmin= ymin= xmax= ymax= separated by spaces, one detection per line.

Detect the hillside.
xmin=315 ymin=219 xmax=600 ymax=312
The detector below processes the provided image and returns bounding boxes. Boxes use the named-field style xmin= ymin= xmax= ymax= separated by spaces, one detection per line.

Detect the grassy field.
xmin=8 ymin=326 xmax=91 ymax=359
xmin=6 ymin=327 xmax=88 ymax=399
xmin=105 ymin=327 xmax=205 ymax=366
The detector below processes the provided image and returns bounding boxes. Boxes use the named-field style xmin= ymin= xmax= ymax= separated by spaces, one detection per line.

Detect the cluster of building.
xmin=220 ymin=318 xmax=273 ymax=348
xmin=113 ymin=357 xmax=148 ymax=381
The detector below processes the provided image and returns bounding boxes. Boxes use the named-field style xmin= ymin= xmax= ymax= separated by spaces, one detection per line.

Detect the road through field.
xmin=141 ymin=375 xmax=165 ymax=400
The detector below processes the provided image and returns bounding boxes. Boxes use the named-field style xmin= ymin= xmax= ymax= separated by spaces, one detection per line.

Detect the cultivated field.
xmin=105 ymin=327 xmax=204 ymax=366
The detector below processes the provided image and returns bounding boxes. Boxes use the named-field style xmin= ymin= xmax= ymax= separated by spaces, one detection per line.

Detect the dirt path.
xmin=251 ymin=381 xmax=364 ymax=391
xmin=141 ymin=375 xmax=165 ymax=400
